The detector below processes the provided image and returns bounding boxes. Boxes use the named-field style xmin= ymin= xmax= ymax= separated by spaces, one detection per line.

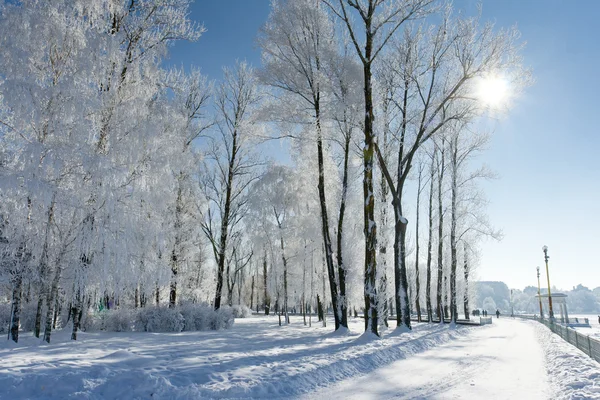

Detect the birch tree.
xmin=201 ymin=61 xmax=261 ymax=311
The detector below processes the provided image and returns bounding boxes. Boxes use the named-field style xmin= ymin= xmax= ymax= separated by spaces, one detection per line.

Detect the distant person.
xmin=496 ymin=309 xmax=500 ymax=319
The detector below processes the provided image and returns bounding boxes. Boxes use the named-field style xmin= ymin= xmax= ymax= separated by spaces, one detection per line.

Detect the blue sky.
xmin=167 ymin=0 xmax=600 ymax=291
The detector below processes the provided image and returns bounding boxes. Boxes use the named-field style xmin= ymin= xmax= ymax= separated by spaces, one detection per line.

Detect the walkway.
xmin=301 ymin=318 xmax=553 ymax=399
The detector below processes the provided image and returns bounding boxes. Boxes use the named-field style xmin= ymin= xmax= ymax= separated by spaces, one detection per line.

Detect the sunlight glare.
xmin=477 ymin=76 xmax=509 ymax=108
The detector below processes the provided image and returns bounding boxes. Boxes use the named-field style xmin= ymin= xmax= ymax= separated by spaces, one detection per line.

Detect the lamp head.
xmin=542 ymin=245 xmax=548 ymax=253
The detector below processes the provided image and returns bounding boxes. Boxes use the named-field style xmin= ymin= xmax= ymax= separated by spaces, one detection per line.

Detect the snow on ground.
xmin=0 ymin=315 xmax=475 ymax=399
xmin=532 ymin=320 xmax=600 ymax=400
xmin=4 ymin=316 xmax=598 ymax=399
xmin=299 ymin=317 xmax=553 ymax=400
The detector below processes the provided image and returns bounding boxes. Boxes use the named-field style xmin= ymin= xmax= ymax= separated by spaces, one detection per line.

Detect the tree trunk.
xmin=250 ymin=275 xmax=255 ymax=310
xmin=336 ymin=133 xmax=351 ymax=329
xmin=71 ymin=288 xmax=82 ymax=340
xmin=414 ymin=168 xmax=422 ymax=322
xmin=450 ymin=137 xmax=458 ymax=323
xmin=263 ymin=249 xmax=269 ymax=315
xmin=170 ymin=177 xmax=183 ymax=308
xmin=34 ymin=195 xmax=56 ymax=338
xmin=214 ymin=128 xmax=239 ymax=310
xmin=436 ymin=146 xmax=445 ymax=322
xmin=315 ymin=101 xmax=342 ymax=330
xmin=10 ymin=274 xmax=22 ymax=343
xmin=362 ymin=29 xmax=378 ymax=336
xmin=426 ymin=156 xmax=435 ymax=322
xmin=279 ymin=233 xmax=289 ymax=324
xmin=394 ymin=202 xmax=411 ymax=329
xmin=321 ymin=250 xmax=327 ymax=327
xmin=463 ymin=243 xmax=470 ymax=319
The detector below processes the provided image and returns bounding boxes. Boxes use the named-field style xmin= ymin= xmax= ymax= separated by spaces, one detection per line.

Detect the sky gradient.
xmin=167 ymin=0 xmax=600 ymax=291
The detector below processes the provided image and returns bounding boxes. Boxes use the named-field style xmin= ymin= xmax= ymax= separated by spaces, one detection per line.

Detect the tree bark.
xmin=263 ymin=249 xmax=269 ymax=315
xmin=463 ymin=243 xmax=470 ymax=319
xmin=362 ymin=26 xmax=379 ymax=336
xmin=336 ymin=133 xmax=351 ymax=329
xmin=214 ymin=127 xmax=239 ymax=310
xmin=450 ymin=137 xmax=458 ymax=323
xmin=169 ymin=175 xmax=184 ymax=308
xmin=426 ymin=156 xmax=435 ymax=322
xmin=315 ymin=101 xmax=342 ymax=330
xmin=34 ymin=196 xmax=56 ymax=338
xmin=436 ymin=145 xmax=445 ymax=322
xmin=414 ymin=168 xmax=422 ymax=322
xmin=10 ymin=274 xmax=22 ymax=343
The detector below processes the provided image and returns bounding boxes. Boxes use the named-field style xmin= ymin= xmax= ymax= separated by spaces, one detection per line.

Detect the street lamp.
xmin=536 ymin=266 xmax=543 ymax=319
xmin=542 ymin=245 xmax=554 ymax=321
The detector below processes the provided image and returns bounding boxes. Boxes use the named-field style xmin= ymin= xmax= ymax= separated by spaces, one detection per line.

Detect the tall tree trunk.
xmin=263 ymin=249 xmax=269 ymax=315
xmin=10 ymin=274 xmax=22 ymax=343
xmin=414 ymin=168 xmax=422 ymax=322
xmin=394 ymin=201 xmax=411 ymax=329
xmin=214 ymin=129 xmax=239 ymax=310
xmin=71 ymin=288 xmax=82 ymax=340
xmin=35 ymin=195 xmax=56 ymax=338
xmin=278 ymin=232 xmax=289 ymax=324
xmin=170 ymin=176 xmax=183 ymax=308
xmin=336 ymin=133 xmax=351 ymax=329
xmin=155 ymin=282 xmax=160 ymax=306
xmin=378 ymin=112 xmax=390 ymax=329
xmin=426 ymin=156 xmax=435 ymax=322
xmin=315 ymin=101 xmax=342 ymax=330
xmin=450 ymin=137 xmax=458 ymax=323
xmin=321 ymin=248 xmax=327 ymax=327
xmin=436 ymin=145 xmax=445 ymax=323
xmin=303 ymin=243 xmax=307 ymax=326
xmin=463 ymin=243 xmax=470 ymax=320
xmin=362 ymin=29 xmax=378 ymax=336
xmin=250 ymin=275 xmax=255 ymax=311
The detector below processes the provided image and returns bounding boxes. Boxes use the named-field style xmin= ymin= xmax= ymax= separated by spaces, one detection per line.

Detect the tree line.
xmin=0 ymin=0 xmax=529 ymax=343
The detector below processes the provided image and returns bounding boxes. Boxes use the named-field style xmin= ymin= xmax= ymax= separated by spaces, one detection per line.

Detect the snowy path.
xmin=301 ymin=318 xmax=553 ymax=400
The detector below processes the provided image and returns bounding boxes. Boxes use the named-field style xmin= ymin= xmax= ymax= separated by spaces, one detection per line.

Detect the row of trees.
xmin=0 ymin=0 xmax=528 ymax=343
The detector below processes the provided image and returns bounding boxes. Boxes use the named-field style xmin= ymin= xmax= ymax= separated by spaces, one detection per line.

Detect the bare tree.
xmin=323 ymin=0 xmax=434 ymax=336
xmin=258 ymin=0 xmax=348 ymax=330
xmin=200 ymin=62 xmax=261 ymax=310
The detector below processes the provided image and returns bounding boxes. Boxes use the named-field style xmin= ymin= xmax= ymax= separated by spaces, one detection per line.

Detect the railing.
xmin=517 ymin=315 xmax=600 ymax=364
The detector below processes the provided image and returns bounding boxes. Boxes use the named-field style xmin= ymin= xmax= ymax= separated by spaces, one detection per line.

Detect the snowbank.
xmin=534 ymin=322 xmax=600 ymax=399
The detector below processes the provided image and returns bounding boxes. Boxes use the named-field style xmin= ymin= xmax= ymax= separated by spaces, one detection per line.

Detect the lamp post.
xmin=542 ymin=245 xmax=554 ymax=321
xmin=536 ymin=266 xmax=543 ymax=319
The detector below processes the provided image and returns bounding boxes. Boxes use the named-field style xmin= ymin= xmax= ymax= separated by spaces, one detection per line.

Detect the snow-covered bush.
xmin=68 ymin=304 xmax=236 ymax=333
xmin=231 ymin=305 xmax=252 ymax=318
xmin=81 ymin=311 xmax=102 ymax=332
xmin=180 ymin=302 xmax=213 ymax=331
xmin=179 ymin=303 xmax=235 ymax=331
xmin=102 ymin=309 xmax=135 ymax=332
xmin=0 ymin=303 xmax=11 ymax=334
xmin=216 ymin=306 xmax=235 ymax=330
xmin=135 ymin=307 xmax=184 ymax=332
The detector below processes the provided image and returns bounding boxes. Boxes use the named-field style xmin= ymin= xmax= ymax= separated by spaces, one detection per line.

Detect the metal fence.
xmin=518 ymin=315 xmax=600 ymax=363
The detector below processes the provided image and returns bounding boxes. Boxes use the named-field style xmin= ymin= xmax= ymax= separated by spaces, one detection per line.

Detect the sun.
xmin=476 ymin=75 xmax=509 ymax=108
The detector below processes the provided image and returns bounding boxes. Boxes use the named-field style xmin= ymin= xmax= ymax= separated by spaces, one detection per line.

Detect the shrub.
xmin=231 ymin=305 xmax=252 ymax=318
xmin=135 ymin=306 xmax=184 ymax=332
xmin=104 ymin=309 xmax=135 ymax=332
xmin=216 ymin=306 xmax=235 ymax=330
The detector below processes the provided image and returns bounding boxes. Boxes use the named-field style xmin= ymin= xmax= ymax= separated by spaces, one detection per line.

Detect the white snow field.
xmin=1 ymin=316 xmax=599 ymax=399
